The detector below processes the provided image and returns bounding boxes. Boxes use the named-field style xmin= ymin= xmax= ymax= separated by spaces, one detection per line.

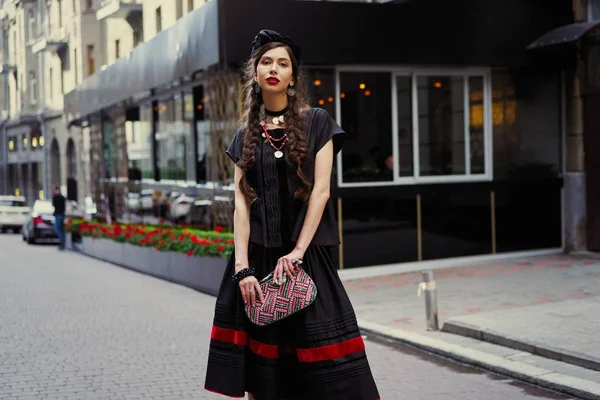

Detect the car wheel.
xmin=12 ymin=228 xmax=19 ymax=234
xmin=0 ymin=227 xmax=6 ymax=233
xmin=27 ymin=234 xmax=35 ymax=245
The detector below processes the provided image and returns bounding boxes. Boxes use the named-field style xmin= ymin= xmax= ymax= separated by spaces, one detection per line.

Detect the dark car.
xmin=22 ymin=200 xmax=84 ymax=244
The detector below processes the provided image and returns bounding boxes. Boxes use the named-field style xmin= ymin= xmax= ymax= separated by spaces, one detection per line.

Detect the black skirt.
xmin=204 ymin=243 xmax=380 ymax=400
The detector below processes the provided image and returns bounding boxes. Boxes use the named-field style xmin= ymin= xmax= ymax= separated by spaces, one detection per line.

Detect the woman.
xmin=205 ymin=29 xmax=380 ymax=400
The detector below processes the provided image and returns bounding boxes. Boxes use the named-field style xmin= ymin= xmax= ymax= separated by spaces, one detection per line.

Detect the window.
xmin=491 ymin=70 xmax=560 ymax=180
xmin=155 ymin=7 xmax=162 ymax=33
xmin=60 ymin=58 xmax=65 ymax=94
xmin=58 ymin=0 xmax=63 ymax=28
xmin=176 ymin=0 xmax=183 ymax=19
xmin=133 ymin=30 xmax=141 ymax=47
xmin=22 ymin=134 xmax=28 ymax=150
xmin=29 ymin=72 xmax=37 ymax=104
xmin=336 ymin=68 xmax=492 ymax=186
xmin=49 ymin=67 xmax=53 ymax=101
xmin=74 ymin=48 xmax=79 ymax=84
xmin=188 ymin=0 xmax=194 ymax=12
xmin=590 ymin=0 xmax=600 ymax=20
xmin=115 ymin=39 xmax=120 ymax=59
xmin=72 ymin=0 xmax=77 ymax=14
xmin=86 ymin=0 xmax=93 ymax=10
xmin=27 ymin=10 xmax=35 ymax=41
xmin=8 ymin=136 xmax=16 ymax=152
xmin=87 ymin=44 xmax=94 ymax=76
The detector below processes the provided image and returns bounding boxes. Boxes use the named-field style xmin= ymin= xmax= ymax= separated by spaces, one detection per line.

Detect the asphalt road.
xmin=0 ymin=234 xmax=578 ymax=399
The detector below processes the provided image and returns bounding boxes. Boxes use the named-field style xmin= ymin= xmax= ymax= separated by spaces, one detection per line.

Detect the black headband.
xmin=250 ymin=29 xmax=302 ymax=63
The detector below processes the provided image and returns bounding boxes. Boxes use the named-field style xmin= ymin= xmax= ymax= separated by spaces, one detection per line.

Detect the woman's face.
xmin=255 ymin=46 xmax=294 ymax=95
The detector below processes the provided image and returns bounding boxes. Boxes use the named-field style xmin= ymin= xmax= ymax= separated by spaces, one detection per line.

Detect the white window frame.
xmin=335 ymin=66 xmax=493 ymax=188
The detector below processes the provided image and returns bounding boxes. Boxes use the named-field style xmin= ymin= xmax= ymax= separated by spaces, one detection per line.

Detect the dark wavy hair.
xmin=238 ymin=42 xmax=311 ymax=202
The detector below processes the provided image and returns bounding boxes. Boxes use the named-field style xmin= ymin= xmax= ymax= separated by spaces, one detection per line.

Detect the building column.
xmin=564 ymin=60 xmax=587 ymax=252
xmin=563 ymin=0 xmax=589 ymax=252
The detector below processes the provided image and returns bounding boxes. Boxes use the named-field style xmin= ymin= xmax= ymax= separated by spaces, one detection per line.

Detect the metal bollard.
xmin=418 ymin=270 xmax=439 ymax=331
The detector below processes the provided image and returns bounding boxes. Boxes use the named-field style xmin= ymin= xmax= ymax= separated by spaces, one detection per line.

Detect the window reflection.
xmin=340 ymin=72 xmax=393 ymax=182
xmin=127 ymin=103 xmax=154 ymax=180
xmin=469 ymin=77 xmax=485 ymax=174
xmin=418 ymin=76 xmax=465 ymax=176
xmin=157 ymin=96 xmax=188 ymax=181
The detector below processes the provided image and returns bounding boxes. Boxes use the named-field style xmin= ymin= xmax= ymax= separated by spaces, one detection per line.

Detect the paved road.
xmin=0 ymin=234 xmax=578 ymax=399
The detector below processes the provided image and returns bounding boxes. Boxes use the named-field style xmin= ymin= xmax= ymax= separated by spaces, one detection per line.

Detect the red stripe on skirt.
xmin=297 ymin=336 xmax=365 ymax=363
xmin=249 ymin=339 xmax=279 ymax=359
xmin=210 ymin=326 xmax=248 ymax=346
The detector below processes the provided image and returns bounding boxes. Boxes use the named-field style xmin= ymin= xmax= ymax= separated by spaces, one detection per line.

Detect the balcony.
xmin=0 ymin=52 xmax=16 ymax=75
xmin=96 ymin=0 xmax=143 ymax=21
xmin=31 ymin=26 xmax=68 ymax=54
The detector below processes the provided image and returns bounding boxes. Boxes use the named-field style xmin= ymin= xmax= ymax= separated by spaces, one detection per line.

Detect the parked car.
xmin=22 ymin=200 xmax=84 ymax=244
xmin=0 ymin=195 xmax=30 ymax=233
xmin=22 ymin=200 xmax=58 ymax=244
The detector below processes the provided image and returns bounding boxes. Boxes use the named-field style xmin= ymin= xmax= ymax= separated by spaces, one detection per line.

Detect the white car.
xmin=168 ymin=192 xmax=195 ymax=222
xmin=0 ymin=195 xmax=30 ymax=233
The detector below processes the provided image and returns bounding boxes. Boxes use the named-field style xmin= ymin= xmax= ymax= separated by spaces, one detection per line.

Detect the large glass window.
xmin=102 ymin=119 xmax=115 ymax=179
xmin=126 ymin=104 xmax=154 ymax=180
xmin=156 ymin=94 xmax=192 ymax=181
xmin=183 ymin=91 xmax=196 ymax=182
xmin=339 ymin=72 xmax=393 ymax=183
xmin=337 ymin=69 xmax=492 ymax=186
xmin=418 ymin=76 xmax=465 ymax=176
xmin=590 ymin=0 xmax=600 ymax=20
xmin=492 ymin=70 xmax=560 ymax=179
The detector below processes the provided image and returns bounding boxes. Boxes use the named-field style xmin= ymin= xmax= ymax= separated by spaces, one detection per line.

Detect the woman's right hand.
xmin=238 ymin=274 xmax=264 ymax=305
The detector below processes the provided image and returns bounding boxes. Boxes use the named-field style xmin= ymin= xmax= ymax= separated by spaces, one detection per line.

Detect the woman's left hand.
xmin=274 ymin=249 xmax=305 ymax=285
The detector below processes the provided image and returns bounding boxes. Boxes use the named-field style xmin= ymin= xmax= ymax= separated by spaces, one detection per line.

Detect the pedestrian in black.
xmin=204 ymin=29 xmax=380 ymax=400
xmin=52 ymin=186 xmax=66 ymax=250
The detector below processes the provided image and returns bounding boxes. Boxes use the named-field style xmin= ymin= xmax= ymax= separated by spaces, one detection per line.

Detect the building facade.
xmin=0 ymin=0 xmax=105 ymax=204
xmin=10 ymin=0 xmax=594 ymax=268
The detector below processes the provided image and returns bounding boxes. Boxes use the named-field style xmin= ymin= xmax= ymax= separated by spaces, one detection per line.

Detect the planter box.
xmin=169 ymin=253 xmax=225 ymax=296
xmin=78 ymin=237 xmax=227 ymax=296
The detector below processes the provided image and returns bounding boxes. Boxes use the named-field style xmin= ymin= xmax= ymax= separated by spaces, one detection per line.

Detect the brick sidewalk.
xmin=344 ymin=254 xmax=600 ymax=333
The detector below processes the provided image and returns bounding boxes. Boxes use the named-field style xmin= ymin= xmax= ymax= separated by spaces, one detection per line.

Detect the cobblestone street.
xmin=0 ymin=234 xmax=580 ymax=399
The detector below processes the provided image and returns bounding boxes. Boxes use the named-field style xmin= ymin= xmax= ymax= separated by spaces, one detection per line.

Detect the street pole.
xmin=419 ymin=270 xmax=439 ymax=331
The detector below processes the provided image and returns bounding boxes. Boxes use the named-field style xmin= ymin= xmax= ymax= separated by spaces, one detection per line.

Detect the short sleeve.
xmin=225 ymin=127 xmax=245 ymax=164
xmin=314 ymin=108 xmax=345 ymax=155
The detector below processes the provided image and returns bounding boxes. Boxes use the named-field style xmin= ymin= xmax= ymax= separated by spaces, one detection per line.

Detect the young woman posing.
xmin=205 ymin=29 xmax=380 ymax=400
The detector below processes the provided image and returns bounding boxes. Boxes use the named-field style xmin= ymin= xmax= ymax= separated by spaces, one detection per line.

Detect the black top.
xmin=52 ymin=193 xmax=66 ymax=216
xmin=226 ymin=107 xmax=345 ymax=248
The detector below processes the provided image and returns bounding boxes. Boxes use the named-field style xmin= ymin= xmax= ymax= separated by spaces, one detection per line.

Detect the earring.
xmin=287 ymin=84 xmax=296 ymax=97
xmin=254 ymin=83 xmax=261 ymax=94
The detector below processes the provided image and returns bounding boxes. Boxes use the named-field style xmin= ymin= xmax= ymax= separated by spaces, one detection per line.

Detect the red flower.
xmin=186 ymin=250 xmax=194 ymax=257
xmin=218 ymin=245 xmax=225 ymax=252
xmin=160 ymin=240 xmax=166 ymax=246
xmin=227 ymin=239 xmax=234 ymax=245
xmin=215 ymin=226 xmax=223 ymax=233
xmin=213 ymin=238 xmax=221 ymax=244
xmin=179 ymin=234 xmax=185 ymax=242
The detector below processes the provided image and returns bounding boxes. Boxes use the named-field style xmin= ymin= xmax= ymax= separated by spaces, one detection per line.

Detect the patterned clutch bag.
xmin=245 ymin=264 xmax=317 ymax=326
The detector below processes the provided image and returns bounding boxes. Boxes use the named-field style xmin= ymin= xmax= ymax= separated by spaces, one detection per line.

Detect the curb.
xmin=442 ymin=320 xmax=600 ymax=372
xmin=358 ymin=319 xmax=600 ymax=400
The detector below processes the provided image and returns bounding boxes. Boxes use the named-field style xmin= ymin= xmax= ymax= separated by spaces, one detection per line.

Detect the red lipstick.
xmin=266 ymin=77 xmax=280 ymax=85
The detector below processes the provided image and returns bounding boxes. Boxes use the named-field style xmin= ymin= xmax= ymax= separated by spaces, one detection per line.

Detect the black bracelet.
xmin=232 ymin=267 xmax=256 ymax=283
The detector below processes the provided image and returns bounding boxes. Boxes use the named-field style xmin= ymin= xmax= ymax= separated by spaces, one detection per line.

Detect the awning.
xmin=64 ymin=0 xmax=219 ymax=121
xmin=527 ymin=21 xmax=600 ymax=50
